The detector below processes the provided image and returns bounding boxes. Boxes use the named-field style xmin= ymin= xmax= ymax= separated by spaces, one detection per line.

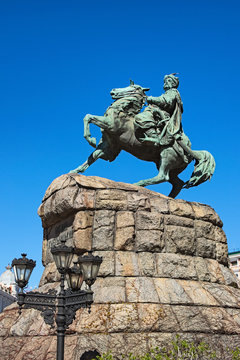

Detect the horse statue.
xmin=69 ymin=81 xmax=215 ymax=198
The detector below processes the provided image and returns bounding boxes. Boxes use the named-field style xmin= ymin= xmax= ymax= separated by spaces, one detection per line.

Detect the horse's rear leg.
xmin=168 ymin=172 xmax=185 ymax=198
xmin=134 ymin=160 xmax=169 ymax=187
xmin=69 ymin=148 xmax=105 ymax=174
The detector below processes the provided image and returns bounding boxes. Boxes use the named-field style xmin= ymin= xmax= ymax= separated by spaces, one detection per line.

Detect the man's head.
xmin=163 ymin=73 xmax=179 ymax=90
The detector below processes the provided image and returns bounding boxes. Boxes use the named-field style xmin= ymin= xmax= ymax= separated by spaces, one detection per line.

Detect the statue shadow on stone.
xmin=70 ymin=75 xmax=215 ymax=198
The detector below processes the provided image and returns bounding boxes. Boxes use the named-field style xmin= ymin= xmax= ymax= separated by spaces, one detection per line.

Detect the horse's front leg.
xmin=83 ymin=114 xmax=111 ymax=148
xmin=83 ymin=114 xmax=96 ymax=147
xmin=69 ymin=148 xmax=105 ymax=174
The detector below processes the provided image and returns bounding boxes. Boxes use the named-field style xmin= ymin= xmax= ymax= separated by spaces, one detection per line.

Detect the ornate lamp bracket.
xmin=64 ymin=289 xmax=93 ymax=327
xmin=19 ymin=289 xmax=57 ymax=327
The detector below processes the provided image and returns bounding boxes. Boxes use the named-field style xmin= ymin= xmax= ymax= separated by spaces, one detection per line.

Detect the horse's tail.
xmin=184 ymin=150 xmax=216 ymax=189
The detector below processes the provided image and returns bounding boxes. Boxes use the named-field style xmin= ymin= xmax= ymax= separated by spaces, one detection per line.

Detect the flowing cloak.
xmin=167 ymin=97 xmax=182 ymax=136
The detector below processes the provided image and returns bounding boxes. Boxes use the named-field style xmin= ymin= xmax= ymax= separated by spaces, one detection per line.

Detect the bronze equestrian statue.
xmin=70 ymin=74 xmax=215 ymax=198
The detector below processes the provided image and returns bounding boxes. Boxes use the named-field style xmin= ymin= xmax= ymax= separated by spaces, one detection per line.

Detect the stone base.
xmin=1 ymin=175 xmax=240 ymax=359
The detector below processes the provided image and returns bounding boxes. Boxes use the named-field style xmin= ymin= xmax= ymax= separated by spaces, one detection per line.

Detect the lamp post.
xmin=11 ymin=240 xmax=102 ymax=360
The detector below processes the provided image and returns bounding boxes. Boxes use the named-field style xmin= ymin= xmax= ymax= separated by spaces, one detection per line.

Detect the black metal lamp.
xmin=78 ymin=252 xmax=102 ymax=289
xmin=12 ymin=247 xmax=102 ymax=360
xmin=66 ymin=261 xmax=84 ymax=291
xmin=11 ymin=253 xmax=36 ymax=289
xmin=51 ymin=239 xmax=74 ymax=273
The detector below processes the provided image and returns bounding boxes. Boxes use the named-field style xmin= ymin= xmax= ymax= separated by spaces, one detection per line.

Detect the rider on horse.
xmin=134 ymin=74 xmax=190 ymax=163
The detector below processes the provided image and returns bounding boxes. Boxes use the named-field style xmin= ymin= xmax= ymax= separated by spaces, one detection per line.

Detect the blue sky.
xmin=0 ymin=0 xmax=240 ymax=287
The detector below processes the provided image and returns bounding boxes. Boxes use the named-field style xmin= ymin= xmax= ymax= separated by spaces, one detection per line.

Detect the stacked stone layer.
xmin=0 ymin=174 xmax=240 ymax=360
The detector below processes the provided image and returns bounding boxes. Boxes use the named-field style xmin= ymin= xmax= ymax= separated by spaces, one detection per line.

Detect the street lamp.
xmin=78 ymin=252 xmax=102 ymax=289
xmin=12 ymin=253 xmax=36 ymax=290
xmin=12 ymin=241 xmax=102 ymax=360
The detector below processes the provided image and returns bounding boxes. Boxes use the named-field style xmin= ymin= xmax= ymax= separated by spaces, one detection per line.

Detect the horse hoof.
xmin=133 ymin=181 xmax=144 ymax=187
xmin=69 ymin=169 xmax=79 ymax=174
xmin=90 ymin=138 xmax=97 ymax=147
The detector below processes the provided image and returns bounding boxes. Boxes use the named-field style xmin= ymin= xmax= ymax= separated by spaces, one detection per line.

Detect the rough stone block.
xmin=92 ymin=227 xmax=114 ymax=251
xmin=94 ymin=251 xmax=115 ymax=277
xmin=225 ymin=308 xmax=240 ymax=328
xmin=116 ymin=211 xmax=134 ymax=228
xmin=73 ymin=211 xmax=93 ymax=230
xmin=216 ymin=243 xmax=229 ymax=265
xmin=149 ymin=196 xmax=169 ymax=213
xmin=4 ymin=335 xmax=56 ymax=360
xmin=108 ymin=304 xmax=139 ymax=332
xmin=171 ymin=305 xmax=210 ymax=332
xmin=195 ymin=220 xmax=215 ymax=240
xmin=147 ymin=333 xmax=176 ymax=350
xmin=220 ymin=265 xmax=240 ymax=288
xmin=225 ymin=285 xmax=240 ymax=303
xmin=115 ymin=252 xmax=139 ymax=276
xmin=95 ymin=189 xmax=127 ymax=210
xmin=72 ymin=174 xmax=107 ymax=189
xmin=192 ymin=203 xmax=223 ymax=226
xmin=179 ymin=280 xmax=220 ymax=306
xmin=9 ymin=309 xmax=44 ymax=336
xmin=106 ymin=332 xmax=149 ymax=357
xmin=169 ymin=200 xmax=194 ymax=219
xmin=92 ymin=277 xmax=126 ymax=303
xmin=206 ymin=259 xmax=225 ymax=284
xmin=202 ymin=283 xmax=240 ymax=307
xmin=135 ymin=230 xmax=164 ymax=252
xmin=114 ymin=226 xmax=135 ymax=251
xmin=73 ymin=227 xmax=92 ymax=253
xmin=164 ymin=225 xmax=196 ymax=255
xmin=126 ymin=277 xmax=159 ymax=302
xmin=42 ymin=238 xmax=48 ymax=266
xmin=46 ymin=216 xmax=74 ymax=241
xmin=138 ymin=252 xmax=157 ymax=276
xmin=70 ymin=304 xmax=110 ymax=333
xmin=156 ymin=253 xmax=198 ymax=280
xmin=200 ymin=306 xmax=240 ymax=334
xmin=136 ymin=211 xmax=163 ymax=230
xmin=93 ymin=210 xmax=115 ymax=229
xmin=196 ymin=238 xmax=216 ymax=259
xmin=127 ymin=192 xmax=151 ymax=211
xmin=0 ymin=307 xmax=19 ymax=337
xmin=137 ymin=303 xmax=167 ymax=331
xmin=73 ymin=188 xmax=95 ymax=210
xmin=140 ymin=305 xmax=185 ymax=333
xmin=194 ymin=257 xmax=211 ymax=281
xmin=42 ymin=174 xmax=75 ymax=201
xmin=164 ymin=215 xmax=194 ymax=227
xmin=39 ymin=262 xmax=60 ymax=286
xmin=154 ymin=278 xmax=191 ymax=304
xmin=51 ymin=186 xmax=92 ymax=218
xmin=74 ymin=333 xmax=110 ymax=360
xmin=215 ymin=227 xmax=227 ymax=243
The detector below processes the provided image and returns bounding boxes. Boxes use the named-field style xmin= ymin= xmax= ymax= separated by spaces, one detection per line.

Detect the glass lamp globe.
xmin=11 ymin=254 xmax=36 ymax=289
xmin=66 ymin=261 xmax=84 ymax=291
xmin=51 ymin=239 xmax=73 ymax=273
xmin=78 ymin=252 xmax=102 ymax=289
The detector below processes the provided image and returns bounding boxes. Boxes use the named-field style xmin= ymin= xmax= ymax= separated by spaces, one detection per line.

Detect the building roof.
xmin=229 ymin=251 xmax=240 ymax=256
xmin=0 ymin=265 xmax=15 ymax=286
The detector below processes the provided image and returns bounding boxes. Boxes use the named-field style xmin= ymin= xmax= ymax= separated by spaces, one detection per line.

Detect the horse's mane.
xmin=105 ymin=94 xmax=145 ymax=118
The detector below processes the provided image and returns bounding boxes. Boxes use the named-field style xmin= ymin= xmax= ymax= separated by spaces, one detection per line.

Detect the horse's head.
xmin=110 ymin=82 xmax=150 ymax=100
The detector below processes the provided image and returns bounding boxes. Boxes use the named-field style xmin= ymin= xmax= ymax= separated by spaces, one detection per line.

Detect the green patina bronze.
xmin=70 ymin=74 xmax=215 ymax=198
